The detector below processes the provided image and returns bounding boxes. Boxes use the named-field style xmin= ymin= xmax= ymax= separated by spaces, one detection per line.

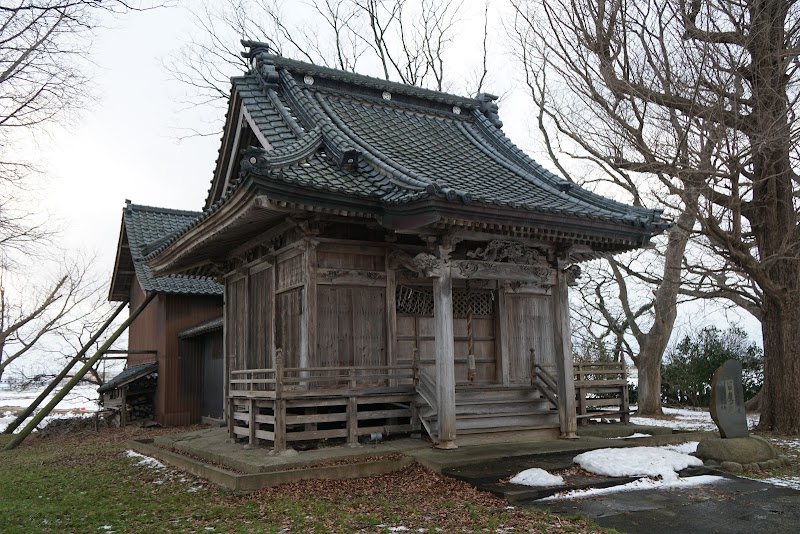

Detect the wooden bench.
xmin=574 ymin=362 xmax=631 ymax=424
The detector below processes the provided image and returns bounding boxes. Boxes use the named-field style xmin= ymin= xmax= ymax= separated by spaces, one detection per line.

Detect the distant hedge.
xmin=660 ymin=326 xmax=762 ymax=407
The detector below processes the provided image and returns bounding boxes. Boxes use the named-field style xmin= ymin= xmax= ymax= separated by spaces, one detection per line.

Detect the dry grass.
xmin=0 ymin=422 xmax=611 ymax=533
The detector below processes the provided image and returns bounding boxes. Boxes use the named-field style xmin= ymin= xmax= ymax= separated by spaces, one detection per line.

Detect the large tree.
xmin=513 ymin=0 xmax=800 ymax=433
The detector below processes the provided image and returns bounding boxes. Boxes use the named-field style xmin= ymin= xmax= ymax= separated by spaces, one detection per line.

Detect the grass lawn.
xmin=0 ymin=425 xmax=610 ymax=533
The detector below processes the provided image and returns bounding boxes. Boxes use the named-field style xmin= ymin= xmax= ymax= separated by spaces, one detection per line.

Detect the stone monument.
xmin=695 ymin=359 xmax=786 ymax=473
xmin=709 ymin=359 xmax=749 ymax=438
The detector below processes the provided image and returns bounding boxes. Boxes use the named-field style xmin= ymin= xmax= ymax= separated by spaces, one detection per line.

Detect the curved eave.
xmin=148 ymin=168 xmax=664 ymax=278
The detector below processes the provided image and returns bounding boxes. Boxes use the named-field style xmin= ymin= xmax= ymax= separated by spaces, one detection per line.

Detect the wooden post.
xmin=247 ymin=399 xmax=257 ymax=447
xmin=2 ymin=300 xmax=127 ymax=435
xmin=120 ymin=387 xmax=128 ymax=427
xmin=273 ymin=348 xmax=286 ymax=451
xmin=552 ymin=268 xmax=578 ymax=438
xmin=622 ymin=364 xmax=631 ymax=423
xmin=299 ymin=239 xmax=317 ymax=384
xmin=4 ymin=291 xmax=158 ymax=451
xmin=433 ymin=266 xmax=457 ymax=449
xmin=386 ymin=254 xmax=397 ymax=387
xmin=223 ymin=281 xmax=234 ymax=440
xmin=410 ymin=348 xmax=421 ymax=434
xmin=496 ymin=288 xmax=510 ymax=386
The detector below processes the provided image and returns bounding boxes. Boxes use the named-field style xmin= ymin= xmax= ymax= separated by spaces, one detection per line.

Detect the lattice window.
xmin=396 ymin=286 xmax=434 ymax=315
xmin=395 ymin=286 xmax=494 ymax=317
xmin=453 ymin=290 xmax=494 ymax=317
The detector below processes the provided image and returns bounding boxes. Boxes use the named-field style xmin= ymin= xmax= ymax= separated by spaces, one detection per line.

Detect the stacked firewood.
xmin=126 ymin=394 xmax=154 ymax=420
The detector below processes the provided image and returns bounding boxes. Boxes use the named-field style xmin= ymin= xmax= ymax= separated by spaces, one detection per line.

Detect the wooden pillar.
xmin=496 ymin=287 xmax=510 ymax=386
xmin=552 ymin=267 xmax=578 ymax=438
xmin=433 ymin=265 xmax=457 ymax=449
xmin=274 ymin=348 xmax=286 ymax=451
xmin=224 ymin=282 xmax=234 ymax=439
xmin=385 ymin=254 xmax=397 ymax=387
xmin=299 ymin=240 xmax=317 ymax=379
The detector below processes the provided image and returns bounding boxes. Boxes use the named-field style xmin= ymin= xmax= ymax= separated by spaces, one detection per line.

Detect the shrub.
xmin=661 ymin=326 xmax=762 ymax=407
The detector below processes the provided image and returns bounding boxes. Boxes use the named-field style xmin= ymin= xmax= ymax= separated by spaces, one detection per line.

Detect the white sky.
xmin=14 ymin=0 xmax=760 ymax=375
xmin=37 ymin=1 xmax=539 ymax=279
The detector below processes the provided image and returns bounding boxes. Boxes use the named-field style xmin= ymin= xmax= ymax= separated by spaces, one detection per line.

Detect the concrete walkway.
xmin=151 ymin=423 xmax=694 ymax=475
xmin=536 ymin=476 xmax=800 ymax=534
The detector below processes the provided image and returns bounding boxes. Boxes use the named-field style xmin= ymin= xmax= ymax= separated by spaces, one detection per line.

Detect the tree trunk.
xmin=745 ymin=388 xmax=762 ymax=413
xmin=758 ymin=292 xmax=800 ymax=433
xmin=636 ymin=344 xmax=663 ymax=415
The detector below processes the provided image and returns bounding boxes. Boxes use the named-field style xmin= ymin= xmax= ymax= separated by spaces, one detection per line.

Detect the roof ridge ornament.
xmin=243 ymin=42 xmax=280 ymax=86
xmin=476 ymin=93 xmax=503 ymax=129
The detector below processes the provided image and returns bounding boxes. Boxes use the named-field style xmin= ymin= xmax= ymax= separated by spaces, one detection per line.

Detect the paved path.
xmin=535 ymin=476 xmax=800 ymax=534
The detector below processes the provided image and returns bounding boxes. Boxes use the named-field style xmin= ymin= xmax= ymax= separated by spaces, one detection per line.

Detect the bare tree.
xmin=0 ymin=1 xmax=171 ymax=248
xmin=511 ymin=0 xmax=800 ymax=434
xmin=166 ymin=0 xmax=488 ymax=136
xmin=0 ymin=258 xmax=104 ymax=384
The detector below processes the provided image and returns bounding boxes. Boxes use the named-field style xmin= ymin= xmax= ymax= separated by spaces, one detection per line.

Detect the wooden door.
xmin=507 ymin=294 xmax=555 ymax=383
xmin=316 ymin=286 xmax=386 ymax=368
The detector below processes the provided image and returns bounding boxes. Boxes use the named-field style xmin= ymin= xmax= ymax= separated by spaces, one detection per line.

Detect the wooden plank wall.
xmin=127 ymin=278 xmax=165 ymax=366
xmin=316 ymin=286 xmax=386 ymax=367
xmin=162 ymin=293 xmax=223 ymax=426
xmin=505 ymin=292 xmax=556 ymax=384
xmin=247 ymin=264 xmax=273 ymax=370
xmin=315 ymin=244 xmax=388 ymax=370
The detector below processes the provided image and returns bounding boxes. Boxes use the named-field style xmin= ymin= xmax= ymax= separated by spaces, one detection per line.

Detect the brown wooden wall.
xmin=221 ymin=237 xmax=559 ymax=393
xmin=127 ymin=278 xmax=164 ymax=367
xmin=127 ymin=279 xmax=223 ymax=426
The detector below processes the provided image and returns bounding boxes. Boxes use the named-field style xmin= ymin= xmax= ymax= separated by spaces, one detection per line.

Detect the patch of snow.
xmin=574 ymin=446 xmax=703 ymax=481
xmin=509 ymin=467 xmax=565 ymax=487
xmin=387 ymin=527 xmax=409 ymax=532
xmin=0 ymin=383 xmax=102 ymax=433
xmin=630 ymin=406 xmax=759 ymax=432
xmin=610 ymin=433 xmax=652 ymax=439
xmin=541 ymin=474 xmax=725 ymax=501
xmin=99 ymin=526 xmax=112 ymax=531
xmin=762 ymin=477 xmax=800 ymax=490
xmin=125 ymin=450 xmax=165 ymax=469
xmin=660 ymin=441 xmax=700 ymax=455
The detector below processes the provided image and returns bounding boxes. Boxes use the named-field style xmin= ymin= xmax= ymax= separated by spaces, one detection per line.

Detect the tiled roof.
xmin=98 ymin=362 xmax=158 ymax=394
xmin=145 ymin=44 xmax=668 ymax=270
xmin=227 ymin=44 xmax=666 ymax=229
xmin=110 ymin=203 xmax=222 ymax=300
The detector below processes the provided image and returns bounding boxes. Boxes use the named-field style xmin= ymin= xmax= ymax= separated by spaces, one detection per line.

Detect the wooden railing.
xmin=228 ymin=349 xmax=417 ymax=450
xmin=573 ymin=361 xmax=630 ymax=424
xmin=532 ymin=363 xmax=559 ymax=408
xmin=229 ymin=349 xmax=415 ymax=399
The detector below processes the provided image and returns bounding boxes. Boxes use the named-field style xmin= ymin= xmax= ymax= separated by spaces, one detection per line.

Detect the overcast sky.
xmin=25 ymin=0 xmax=759 ymax=353
xmin=36 ymin=1 xmax=535 ymax=278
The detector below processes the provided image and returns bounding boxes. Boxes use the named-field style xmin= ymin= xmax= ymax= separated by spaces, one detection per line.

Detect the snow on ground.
xmin=125 ymin=450 xmax=166 ymax=469
xmin=574 ymin=445 xmax=703 ymax=481
xmin=629 ymin=406 xmax=759 ymax=432
xmin=610 ymin=432 xmax=652 ymax=439
xmin=0 ymin=382 xmax=100 ymax=433
xmin=762 ymin=477 xmax=800 ymax=490
xmin=509 ymin=468 xmax=565 ymax=487
xmin=538 ymin=441 xmax=725 ymax=500
xmin=541 ymin=474 xmax=726 ymax=501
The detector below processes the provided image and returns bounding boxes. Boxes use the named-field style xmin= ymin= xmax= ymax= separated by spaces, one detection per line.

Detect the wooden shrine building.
xmin=142 ymin=43 xmax=667 ymax=449
xmin=108 ymin=203 xmax=224 ymax=426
